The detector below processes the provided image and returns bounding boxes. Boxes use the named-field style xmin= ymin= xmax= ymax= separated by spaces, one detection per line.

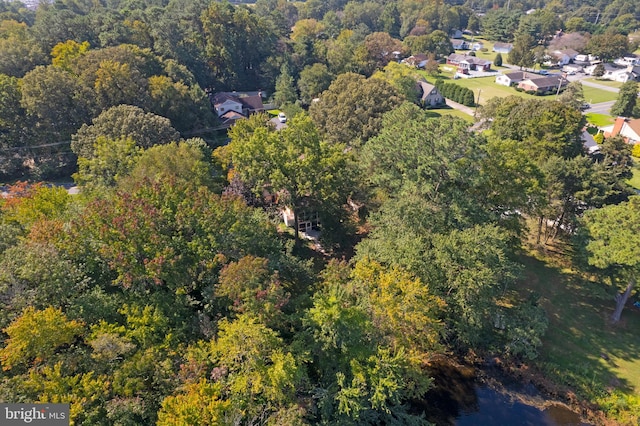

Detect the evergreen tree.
xmin=610 ymin=80 xmax=638 ymax=117
xmin=273 ymin=63 xmax=297 ymax=107
xmin=494 ymin=53 xmax=503 ymax=67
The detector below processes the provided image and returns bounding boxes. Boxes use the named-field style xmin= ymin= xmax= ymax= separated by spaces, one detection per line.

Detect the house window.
xmin=220 ymin=107 xmax=225 ymax=112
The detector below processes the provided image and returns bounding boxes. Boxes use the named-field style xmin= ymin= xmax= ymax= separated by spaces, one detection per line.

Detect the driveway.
xmin=445 ymin=99 xmax=476 ymax=116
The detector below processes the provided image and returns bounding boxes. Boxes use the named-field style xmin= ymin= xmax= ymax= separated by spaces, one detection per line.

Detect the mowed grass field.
xmin=419 ymin=71 xmax=617 ymax=106
xmin=519 ymin=248 xmax=640 ymax=421
xmin=584 ymin=78 xmax=624 ymax=89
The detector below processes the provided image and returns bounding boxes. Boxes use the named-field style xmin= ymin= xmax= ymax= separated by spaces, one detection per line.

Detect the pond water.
xmin=414 ymin=361 xmax=590 ymax=426
xmin=456 ymin=386 xmax=589 ymax=426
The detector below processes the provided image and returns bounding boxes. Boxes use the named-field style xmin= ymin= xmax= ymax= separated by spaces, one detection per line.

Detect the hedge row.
xmin=435 ymin=79 xmax=475 ymax=107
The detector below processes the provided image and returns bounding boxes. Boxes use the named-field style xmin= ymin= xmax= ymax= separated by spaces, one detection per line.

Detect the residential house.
xmin=614 ymin=56 xmax=640 ymax=67
xmin=517 ymin=74 xmax=567 ymax=93
xmin=602 ymin=117 xmax=640 ymax=144
xmin=416 ymin=80 xmax=444 ymax=107
xmin=211 ymin=91 xmax=266 ymax=127
xmin=450 ymin=39 xmax=469 ymax=50
xmin=591 ymin=64 xmax=640 ymax=82
xmin=495 ymin=71 xmax=531 ymax=86
xmin=574 ymin=54 xmax=596 ymax=63
xmin=471 ymin=41 xmax=484 ymax=51
xmin=403 ymin=54 xmax=429 ymax=68
xmin=450 ymin=29 xmax=463 ymax=39
xmin=447 ymin=53 xmax=492 ymax=72
xmin=492 ymin=42 xmax=513 ymax=54
xmin=547 ymin=49 xmax=579 ymax=66
xmin=282 ymin=207 xmax=321 ymax=234
xmin=562 ymin=64 xmax=584 ymax=74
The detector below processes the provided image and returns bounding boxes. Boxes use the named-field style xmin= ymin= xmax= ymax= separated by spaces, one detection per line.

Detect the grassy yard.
xmin=582 ymin=86 xmax=619 ymax=104
xmin=627 ymin=164 xmax=640 ymax=190
xmin=584 ymin=78 xmax=624 ymax=89
xmin=424 ymin=106 xmax=474 ymax=122
xmin=519 ymin=247 xmax=640 ymax=422
xmin=585 ymin=113 xmax=615 ymax=127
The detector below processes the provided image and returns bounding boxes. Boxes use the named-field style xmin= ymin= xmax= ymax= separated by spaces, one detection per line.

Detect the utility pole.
xmin=474 ymin=89 xmax=481 ymax=118
xmin=555 ymin=73 xmax=566 ymax=98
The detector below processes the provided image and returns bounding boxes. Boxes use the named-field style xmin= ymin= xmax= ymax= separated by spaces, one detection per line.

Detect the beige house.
xmin=417 ymin=80 xmax=444 ymax=107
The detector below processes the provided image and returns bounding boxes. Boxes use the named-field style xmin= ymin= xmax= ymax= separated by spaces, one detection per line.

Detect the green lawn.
xmin=627 ymin=165 xmax=640 ymax=190
xmin=518 ymin=250 xmax=640 ymax=422
xmin=585 ymin=113 xmax=615 ymax=127
xmin=583 ymin=86 xmax=619 ymax=104
xmin=584 ymin=78 xmax=624 ymax=89
xmin=424 ymin=107 xmax=474 ymax=122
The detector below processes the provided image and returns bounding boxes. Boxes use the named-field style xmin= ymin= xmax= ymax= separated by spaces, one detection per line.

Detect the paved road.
xmin=578 ymin=78 xmax=620 ymax=93
xmin=445 ymin=99 xmax=475 ymax=116
xmin=586 ymin=100 xmax=616 ymax=115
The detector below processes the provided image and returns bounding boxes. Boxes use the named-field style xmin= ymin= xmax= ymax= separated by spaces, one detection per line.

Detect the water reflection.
xmin=413 ymin=361 xmax=589 ymax=426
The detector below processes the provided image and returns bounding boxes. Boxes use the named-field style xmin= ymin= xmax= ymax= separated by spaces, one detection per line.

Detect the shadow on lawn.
xmin=518 ymin=254 xmax=640 ymax=396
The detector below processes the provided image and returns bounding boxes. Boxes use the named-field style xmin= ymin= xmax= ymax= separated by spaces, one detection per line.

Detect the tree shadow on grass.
xmin=518 ymin=254 xmax=640 ymax=397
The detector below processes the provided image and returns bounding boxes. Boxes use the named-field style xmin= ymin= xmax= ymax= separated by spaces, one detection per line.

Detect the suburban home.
xmin=547 ymin=49 xmax=579 ymax=66
xmin=471 ymin=41 xmax=484 ymax=51
xmin=282 ymin=207 xmax=321 ymax=234
xmin=492 ymin=42 xmax=513 ymax=54
xmin=574 ymin=54 xmax=596 ymax=63
xmin=614 ymin=56 xmax=640 ymax=67
xmin=403 ymin=54 xmax=429 ymax=68
xmin=447 ymin=53 xmax=492 ymax=72
xmin=562 ymin=64 xmax=584 ymax=74
xmin=592 ymin=64 xmax=640 ymax=82
xmin=450 ymin=39 xmax=469 ymax=50
xmin=416 ymin=80 xmax=444 ymax=107
xmin=602 ymin=117 xmax=640 ymax=144
xmin=211 ymin=91 xmax=266 ymax=127
xmin=495 ymin=71 xmax=529 ymax=86
xmin=517 ymin=74 xmax=567 ymax=93
xmin=450 ymin=29 xmax=463 ymax=39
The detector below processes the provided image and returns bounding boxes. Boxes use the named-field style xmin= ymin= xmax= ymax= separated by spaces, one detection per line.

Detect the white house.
xmin=601 ymin=65 xmax=639 ymax=83
xmin=492 ymin=42 xmax=513 ymax=54
xmin=416 ymin=80 xmax=444 ymax=107
xmin=602 ymin=117 xmax=640 ymax=144
xmin=495 ymin=71 xmax=528 ymax=86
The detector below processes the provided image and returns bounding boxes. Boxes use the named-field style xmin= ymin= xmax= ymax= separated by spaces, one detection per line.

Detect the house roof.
xmin=417 ymin=80 xmax=437 ymax=98
xmin=502 ymin=71 xmax=528 ymax=80
xmin=410 ymin=54 xmax=428 ymax=62
xmin=448 ymin=53 xmax=491 ymax=66
xmin=212 ymin=93 xmax=241 ymax=107
xmin=238 ymin=95 xmax=264 ymax=111
xmin=626 ymin=119 xmax=640 ymax=140
xmin=493 ymin=42 xmax=513 ymax=50
xmin=520 ymin=75 xmax=566 ymax=89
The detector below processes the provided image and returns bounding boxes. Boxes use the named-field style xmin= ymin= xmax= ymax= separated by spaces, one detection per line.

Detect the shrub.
xmin=494 ymin=53 xmax=503 ymax=66
xmin=632 ymin=143 xmax=640 ymax=158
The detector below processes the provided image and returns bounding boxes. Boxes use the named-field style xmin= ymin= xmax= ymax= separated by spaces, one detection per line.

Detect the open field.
xmin=584 ymin=78 xmax=624 ymax=89
xmin=519 ymin=247 xmax=640 ymax=422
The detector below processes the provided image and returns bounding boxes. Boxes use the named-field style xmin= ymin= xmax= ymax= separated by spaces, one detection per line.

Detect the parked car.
xmin=278 ymin=112 xmax=287 ymax=123
xmin=580 ymin=102 xmax=590 ymax=111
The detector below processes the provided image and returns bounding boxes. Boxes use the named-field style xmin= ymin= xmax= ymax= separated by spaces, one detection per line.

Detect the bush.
xmin=515 ymin=87 xmax=524 ymax=92
xmin=494 ymin=53 xmax=503 ymax=67
xmin=632 ymin=143 xmax=640 ymax=158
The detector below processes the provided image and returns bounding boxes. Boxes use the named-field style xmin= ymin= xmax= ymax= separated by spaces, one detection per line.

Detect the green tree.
xmin=228 ymin=113 xmax=351 ymax=241
xmin=494 ymin=52 xmax=503 ymax=67
xmin=580 ymin=196 xmax=640 ymax=322
xmin=508 ymin=33 xmax=536 ymax=69
xmin=51 ymin=40 xmax=90 ymax=72
xmin=558 ymin=81 xmax=585 ymax=111
xmin=586 ymin=32 xmax=629 ymax=62
xmin=593 ymin=62 xmax=605 ymax=78
xmin=297 ymin=63 xmax=333 ymax=104
xmin=309 ymin=72 xmax=402 ymax=145
xmin=0 ymin=306 xmax=84 ymax=371
xmin=610 ymin=80 xmax=638 ymax=117
xmin=273 ymin=63 xmax=297 ymax=107
xmin=73 ymin=136 xmax=141 ymax=190
xmin=71 ymin=105 xmax=180 ymax=159
xmin=0 ymin=20 xmax=46 ymax=77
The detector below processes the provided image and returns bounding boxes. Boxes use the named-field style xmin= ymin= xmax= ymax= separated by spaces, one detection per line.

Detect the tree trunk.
xmin=611 ymin=278 xmax=635 ymax=323
xmin=293 ymin=208 xmax=299 ymax=242
xmin=537 ymin=216 xmax=543 ymax=245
